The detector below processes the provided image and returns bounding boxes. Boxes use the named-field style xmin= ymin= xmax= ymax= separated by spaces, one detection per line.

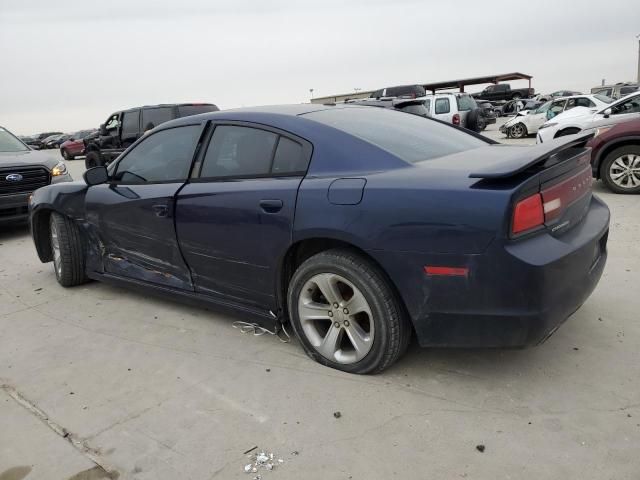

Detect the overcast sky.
xmin=1 ymin=0 xmax=639 ymax=134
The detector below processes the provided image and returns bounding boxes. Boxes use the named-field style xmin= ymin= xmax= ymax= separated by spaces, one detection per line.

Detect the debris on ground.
xmin=333 ymin=411 xmax=342 ymax=418
xmin=243 ymin=446 xmax=258 ymax=455
xmin=243 ymin=449 xmax=284 ymax=475
xmin=476 ymin=444 xmax=485 ymax=453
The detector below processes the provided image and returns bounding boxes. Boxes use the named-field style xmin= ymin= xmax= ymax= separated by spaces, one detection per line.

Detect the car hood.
xmin=0 ymin=150 xmax=60 ymax=170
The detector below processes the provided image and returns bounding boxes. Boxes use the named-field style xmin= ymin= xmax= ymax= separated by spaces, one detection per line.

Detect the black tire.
xmin=61 ymin=148 xmax=74 ymax=160
xmin=509 ymin=123 xmax=528 ymax=139
xmin=49 ymin=212 xmax=88 ymax=287
xmin=554 ymin=127 xmax=580 ymax=139
xmin=85 ymin=151 xmax=103 ymax=169
xmin=287 ymin=248 xmax=412 ymax=374
xmin=600 ymin=145 xmax=640 ymax=194
xmin=465 ymin=108 xmax=483 ymax=132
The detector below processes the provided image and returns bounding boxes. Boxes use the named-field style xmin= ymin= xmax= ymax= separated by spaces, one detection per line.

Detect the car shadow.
xmin=0 ymin=222 xmax=30 ymax=241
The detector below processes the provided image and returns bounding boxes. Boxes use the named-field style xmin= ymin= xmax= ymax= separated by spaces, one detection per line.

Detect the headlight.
xmin=593 ymin=125 xmax=614 ymax=138
xmin=538 ymin=122 xmax=557 ymax=130
xmin=51 ymin=161 xmax=68 ymax=176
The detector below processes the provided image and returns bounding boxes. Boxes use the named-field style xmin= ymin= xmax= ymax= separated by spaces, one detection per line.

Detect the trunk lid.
xmin=467 ymin=133 xmax=595 ymax=238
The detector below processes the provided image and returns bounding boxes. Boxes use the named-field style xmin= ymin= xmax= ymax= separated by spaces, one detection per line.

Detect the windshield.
xmin=305 ymin=106 xmax=487 ymax=164
xmin=0 ymin=127 xmax=29 ymax=152
xmin=594 ymin=94 xmax=613 ymax=104
xmin=533 ymin=101 xmax=552 ymax=114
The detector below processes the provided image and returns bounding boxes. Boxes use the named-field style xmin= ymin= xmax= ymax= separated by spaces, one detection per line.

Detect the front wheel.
xmin=601 ymin=145 xmax=640 ymax=194
xmin=49 ymin=213 xmax=88 ymax=287
xmin=509 ymin=123 xmax=527 ymax=139
xmin=287 ymin=249 xmax=411 ymax=374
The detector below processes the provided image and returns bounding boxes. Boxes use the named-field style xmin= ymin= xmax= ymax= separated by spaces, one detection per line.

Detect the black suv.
xmin=369 ymin=84 xmax=426 ymax=99
xmin=84 ymin=103 xmax=219 ymax=168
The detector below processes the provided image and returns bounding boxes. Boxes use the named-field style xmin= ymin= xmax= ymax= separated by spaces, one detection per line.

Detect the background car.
xmin=494 ymin=98 xmax=543 ymax=117
xmin=591 ymin=82 xmax=638 ymax=100
xmin=0 ymin=126 xmax=71 ymax=224
xmin=471 ymin=83 xmax=534 ymax=101
xmin=423 ymin=92 xmax=484 ymax=131
xmin=502 ymin=94 xmax=612 ymax=139
xmin=84 ymin=103 xmax=219 ymax=168
xmin=369 ymin=84 xmax=426 ymax=99
xmin=59 ymin=129 xmax=96 ymax=160
xmin=24 ymin=131 xmax=63 ymax=150
xmin=587 ymin=118 xmax=640 ymax=194
xmin=30 ymin=105 xmax=608 ymax=374
xmin=538 ymin=91 xmax=640 ymax=143
xmin=474 ymin=100 xmax=497 ymax=126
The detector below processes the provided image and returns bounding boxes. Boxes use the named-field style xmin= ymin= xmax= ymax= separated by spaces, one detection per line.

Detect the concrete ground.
xmin=1 ymin=120 xmax=639 ymax=479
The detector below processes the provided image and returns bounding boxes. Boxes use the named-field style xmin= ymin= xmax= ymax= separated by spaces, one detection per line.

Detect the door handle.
xmin=259 ymin=199 xmax=283 ymax=213
xmin=152 ymin=204 xmax=169 ymax=217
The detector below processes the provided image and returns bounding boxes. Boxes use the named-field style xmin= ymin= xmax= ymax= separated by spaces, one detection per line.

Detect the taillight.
xmin=541 ymin=164 xmax=592 ymax=222
xmin=452 ymin=113 xmax=460 ymax=125
xmin=512 ymin=193 xmax=544 ymax=234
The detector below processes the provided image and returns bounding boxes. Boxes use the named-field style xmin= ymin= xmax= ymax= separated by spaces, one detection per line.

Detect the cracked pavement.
xmin=1 ymin=125 xmax=639 ymax=479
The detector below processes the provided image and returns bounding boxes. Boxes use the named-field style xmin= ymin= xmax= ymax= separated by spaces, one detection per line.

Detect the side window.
xmin=201 ymin=126 xmax=278 ymax=178
xmin=113 ymin=126 xmax=200 ymax=183
xmin=612 ymin=96 xmax=640 ymax=115
xmin=619 ymin=86 xmax=638 ymax=97
xmin=434 ymin=98 xmax=450 ymax=114
xmin=105 ymin=114 xmax=120 ymax=131
xmin=424 ymin=99 xmax=432 ymax=114
xmin=272 ymin=137 xmax=308 ymax=174
xmin=121 ymin=110 xmax=140 ymax=136
xmin=578 ymin=98 xmax=595 ymax=108
xmin=141 ymin=107 xmax=174 ymax=131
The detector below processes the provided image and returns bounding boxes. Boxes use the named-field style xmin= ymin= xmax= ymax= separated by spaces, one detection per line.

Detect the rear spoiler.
xmin=469 ymin=131 xmax=594 ymax=179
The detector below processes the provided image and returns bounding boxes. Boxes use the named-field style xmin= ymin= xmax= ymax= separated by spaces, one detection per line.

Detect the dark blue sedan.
xmin=29 ymin=105 xmax=609 ymax=373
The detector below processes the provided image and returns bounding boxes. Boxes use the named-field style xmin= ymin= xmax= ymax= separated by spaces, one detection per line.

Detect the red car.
xmin=59 ymin=130 xmax=96 ymax=160
xmin=588 ymin=118 xmax=640 ymax=194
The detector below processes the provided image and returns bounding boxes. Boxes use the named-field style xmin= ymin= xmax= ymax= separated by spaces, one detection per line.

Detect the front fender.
xmin=30 ymin=181 xmax=88 ymax=262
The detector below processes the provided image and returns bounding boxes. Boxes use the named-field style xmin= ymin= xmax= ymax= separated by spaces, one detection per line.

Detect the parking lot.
xmin=1 ymin=118 xmax=640 ymax=480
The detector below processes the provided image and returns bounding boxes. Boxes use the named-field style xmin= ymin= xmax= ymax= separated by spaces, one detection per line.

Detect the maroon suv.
xmin=59 ymin=130 xmax=96 ymax=160
xmin=588 ymin=118 xmax=640 ymax=194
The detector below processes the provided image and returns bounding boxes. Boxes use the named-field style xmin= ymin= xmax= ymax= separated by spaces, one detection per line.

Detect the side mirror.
xmin=83 ymin=166 xmax=109 ymax=186
xmin=99 ymin=123 xmax=108 ymax=136
xmin=603 ymin=108 xmax=612 ymax=118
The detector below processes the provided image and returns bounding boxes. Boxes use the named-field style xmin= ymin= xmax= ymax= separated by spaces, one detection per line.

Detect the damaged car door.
xmin=85 ymin=124 xmax=203 ymax=289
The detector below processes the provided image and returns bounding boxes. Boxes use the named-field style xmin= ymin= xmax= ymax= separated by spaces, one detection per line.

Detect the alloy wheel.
xmin=298 ymin=273 xmax=374 ymax=364
xmin=609 ymin=154 xmax=640 ymax=189
xmin=50 ymin=221 xmax=62 ymax=278
xmin=510 ymin=124 xmax=525 ymax=138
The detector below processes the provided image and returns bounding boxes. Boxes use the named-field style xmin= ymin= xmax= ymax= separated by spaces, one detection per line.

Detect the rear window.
xmin=141 ymin=107 xmax=174 ymax=130
xmin=305 ymin=107 xmax=486 ymax=164
xmin=178 ymin=104 xmax=219 ymax=118
xmin=456 ymin=95 xmax=477 ymax=111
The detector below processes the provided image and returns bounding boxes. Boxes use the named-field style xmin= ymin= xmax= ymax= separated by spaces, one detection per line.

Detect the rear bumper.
xmin=371 ymin=195 xmax=610 ymax=348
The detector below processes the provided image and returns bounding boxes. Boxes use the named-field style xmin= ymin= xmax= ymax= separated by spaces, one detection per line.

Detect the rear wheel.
xmin=288 ymin=249 xmax=411 ymax=374
xmin=509 ymin=123 xmax=527 ymax=139
xmin=601 ymin=145 xmax=640 ymax=194
xmin=85 ymin=151 xmax=102 ymax=169
xmin=60 ymin=148 xmax=72 ymax=160
xmin=49 ymin=213 xmax=88 ymax=287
